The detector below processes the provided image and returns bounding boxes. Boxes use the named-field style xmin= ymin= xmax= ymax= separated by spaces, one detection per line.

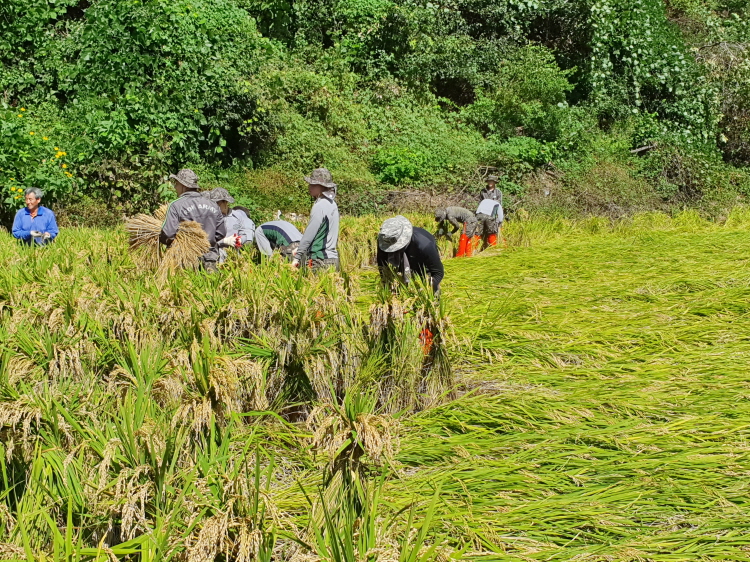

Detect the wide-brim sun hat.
xmin=378 ymin=215 xmax=413 ymax=253
xmin=304 ymin=167 xmax=337 ymax=189
xmin=207 ymin=187 xmax=235 ymax=204
xmin=169 ymin=168 xmax=200 ymax=190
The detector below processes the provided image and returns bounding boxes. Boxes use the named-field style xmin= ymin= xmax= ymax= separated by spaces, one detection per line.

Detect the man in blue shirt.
xmin=11 ymin=187 xmax=59 ymax=245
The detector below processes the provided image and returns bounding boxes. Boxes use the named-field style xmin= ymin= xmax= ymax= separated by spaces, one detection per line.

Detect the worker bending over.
xmin=377 ymin=216 xmax=444 ymax=297
xmin=434 ymin=206 xmax=478 ymax=257
xmin=160 ymin=169 xmax=225 ymax=272
xmin=476 ymin=197 xmax=503 ymax=249
xmin=254 ymin=220 xmax=303 ymax=259
xmin=204 ymin=188 xmax=255 ymax=262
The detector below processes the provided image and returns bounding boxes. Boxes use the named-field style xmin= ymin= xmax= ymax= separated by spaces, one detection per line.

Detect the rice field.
xmin=1 ymin=209 xmax=750 ymax=560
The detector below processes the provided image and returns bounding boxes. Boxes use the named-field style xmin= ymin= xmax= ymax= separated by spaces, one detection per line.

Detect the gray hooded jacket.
xmin=297 ymin=191 xmax=339 ymax=261
xmin=160 ymin=191 xmax=226 ymax=261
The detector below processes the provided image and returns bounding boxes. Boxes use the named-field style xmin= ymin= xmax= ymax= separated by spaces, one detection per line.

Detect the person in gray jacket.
xmin=292 ymin=168 xmax=339 ymax=272
xmin=204 ymin=188 xmax=255 ymax=262
xmin=479 ymin=175 xmax=501 ymax=202
xmin=160 ymin=169 xmax=226 ymax=272
xmin=254 ymin=220 xmax=303 ymax=259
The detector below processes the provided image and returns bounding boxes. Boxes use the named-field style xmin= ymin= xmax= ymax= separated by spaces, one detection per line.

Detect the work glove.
xmin=291 ymin=258 xmax=300 ymax=269
xmin=30 ymin=230 xmax=42 ymax=238
xmin=42 ymin=232 xmax=51 ymax=240
xmin=220 ymin=235 xmax=239 ymax=248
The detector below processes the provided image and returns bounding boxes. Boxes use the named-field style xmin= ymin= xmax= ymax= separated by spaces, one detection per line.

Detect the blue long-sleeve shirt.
xmin=12 ymin=206 xmax=59 ymax=245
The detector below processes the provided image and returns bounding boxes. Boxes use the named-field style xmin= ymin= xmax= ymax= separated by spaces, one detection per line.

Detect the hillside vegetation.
xmin=2 ymin=0 xmax=750 ymax=222
xmin=1 ymin=211 xmax=750 ymax=559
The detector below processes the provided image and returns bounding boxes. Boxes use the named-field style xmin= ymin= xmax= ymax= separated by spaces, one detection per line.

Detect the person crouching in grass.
xmin=203 ymin=188 xmax=255 ymax=263
xmin=12 ymin=187 xmax=59 ymax=245
xmin=377 ymin=216 xmax=444 ymax=298
xmin=292 ymin=168 xmax=340 ymax=272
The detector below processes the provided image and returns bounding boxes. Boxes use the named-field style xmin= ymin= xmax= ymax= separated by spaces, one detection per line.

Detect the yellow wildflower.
xmin=29 ymin=131 xmax=35 ymax=135
xmin=43 ymin=137 xmax=49 ymax=141
xmin=62 ymin=164 xmax=68 ymax=169
xmin=17 ymin=114 xmax=22 ymax=118
xmin=20 ymin=108 xmax=25 ymax=111
xmin=54 ymin=147 xmax=59 ymax=150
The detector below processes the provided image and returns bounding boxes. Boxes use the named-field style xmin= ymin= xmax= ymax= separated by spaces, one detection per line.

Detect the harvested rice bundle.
xmin=126 ymin=204 xmax=209 ymax=275
xmin=157 ymin=220 xmax=209 ymax=279
xmin=126 ymin=211 xmax=163 ymax=269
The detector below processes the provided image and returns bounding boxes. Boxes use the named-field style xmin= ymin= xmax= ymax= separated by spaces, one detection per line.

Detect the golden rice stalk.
xmin=187 ymin=514 xmax=229 ymax=562
xmin=157 ymin=220 xmax=210 ymax=280
xmin=0 ymin=544 xmax=25 ymax=559
xmin=126 ymin=205 xmax=209 ymax=275
xmin=126 ymin=209 xmax=164 ymax=270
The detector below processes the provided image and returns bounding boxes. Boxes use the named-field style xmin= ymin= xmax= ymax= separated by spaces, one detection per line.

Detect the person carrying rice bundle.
xmin=434 ymin=206 xmax=478 ymax=257
xmin=160 ymin=169 xmax=226 ymax=272
xmin=292 ymin=168 xmax=340 ymax=272
xmin=377 ymin=216 xmax=444 ymax=297
xmin=254 ymin=220 xmax=303 ymax=260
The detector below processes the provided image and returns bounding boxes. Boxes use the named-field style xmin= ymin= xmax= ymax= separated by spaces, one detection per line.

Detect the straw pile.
xmin=126 ymin=204 xmax=209 ymax=275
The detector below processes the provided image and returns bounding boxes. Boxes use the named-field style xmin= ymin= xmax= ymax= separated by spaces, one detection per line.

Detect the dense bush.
xmin=1 ymin=0 xmax=750 ymax=219
xmin=0 ymin=107 xmax=75 ymax=221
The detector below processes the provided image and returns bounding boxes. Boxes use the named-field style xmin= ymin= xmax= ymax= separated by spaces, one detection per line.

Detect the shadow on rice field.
xmin=1 ymin=208 xmax=750 ymax=560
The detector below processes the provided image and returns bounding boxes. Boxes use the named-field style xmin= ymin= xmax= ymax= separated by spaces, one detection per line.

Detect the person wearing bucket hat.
xmin=160 ymin=169 xmax=226 ymax=272
xmin=204 ymin=188 xmax=256 ymax=260
xmin=377 ymin=216 xmax=444 ymax=296
xmin=480 ymin=174 xmax=501 ymax=202
xmin=434 ymin=206 xmax=478 ymax=257
xmin=293 ymin=168 xmax=340 ymax=272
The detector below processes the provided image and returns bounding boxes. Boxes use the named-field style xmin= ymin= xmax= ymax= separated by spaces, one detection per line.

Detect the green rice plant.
xmin=368 ymin=276 xmax=455 ymax=413
xmin=1 ymin=210 xmax=749 ymax=560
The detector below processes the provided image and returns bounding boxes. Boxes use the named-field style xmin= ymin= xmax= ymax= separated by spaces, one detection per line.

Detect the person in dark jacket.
xmin=479 ymin=175 xmax=501 ymax=202
xmin=160 ymin=169 xmax=226 ymax=272
xmin=377 ymin=216 xmax=444 ymax=296
xmin=254 ymin=220 xmax=303 ymax=259
xmin=12 ymin=187 xmax=59 ymax=245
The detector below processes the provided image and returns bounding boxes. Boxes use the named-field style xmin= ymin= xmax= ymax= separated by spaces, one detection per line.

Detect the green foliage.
xmin=2 ymin=0 xmax=750 ymax=218
xmin=463 ymin=46 xmax=574 ymax=141
xmin=589 ymin=0 xmax=719 ymax=143
xmin=0 ymin=107 xmax=75 ymax=215
xmin=373 ymin=146 xmax=427 ymax=185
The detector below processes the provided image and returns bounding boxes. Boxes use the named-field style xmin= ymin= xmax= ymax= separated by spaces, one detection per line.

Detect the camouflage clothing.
xmin=308 ymin=257 xmax=340 ymax=272
xmin=436 ymin=206 xmax=478 ymax=237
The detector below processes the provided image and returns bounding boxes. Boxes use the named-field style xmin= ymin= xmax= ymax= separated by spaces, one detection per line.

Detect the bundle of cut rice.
xmin=126 ymin=205 xmax=209 ymax=276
